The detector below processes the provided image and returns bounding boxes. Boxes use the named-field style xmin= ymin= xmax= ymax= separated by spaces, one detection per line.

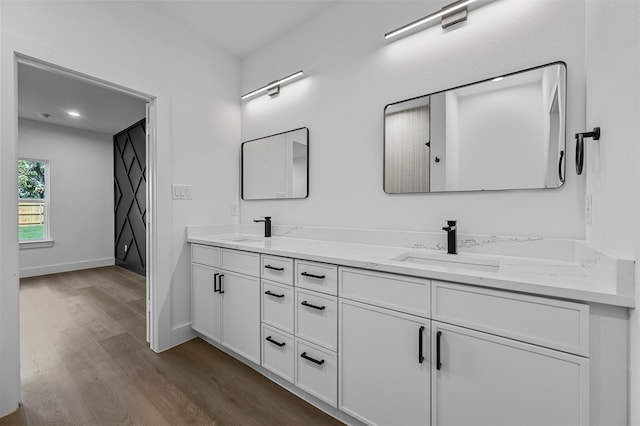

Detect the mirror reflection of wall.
xmin=242 ymin=127 xmax=308 ymax=200
xmin=384 ymin=62 xmax=566 ymax=193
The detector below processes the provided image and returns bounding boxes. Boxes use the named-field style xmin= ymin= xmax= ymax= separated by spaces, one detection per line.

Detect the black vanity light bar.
xmin=384 ymin=0 xmax=476 ymax=40
xmin=241 ymin=70 xmax=305 ymax=100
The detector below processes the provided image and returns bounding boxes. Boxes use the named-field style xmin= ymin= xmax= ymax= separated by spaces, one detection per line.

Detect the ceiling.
xmin=18 ymin=62 xmax=147 ymax=135
xmin=18 ymin=1 xmax=338 ymax=135
xmin=146 ymin=1 xmax=338 ymax=58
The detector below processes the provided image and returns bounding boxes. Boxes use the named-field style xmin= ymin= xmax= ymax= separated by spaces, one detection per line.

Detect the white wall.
xmin=240 ymin=0 xmax=586 ymax=238
xmin=584 ymin=1 xmax=640 ymax=424
xmin=0 ymin=1 xmax=240 ymax=416
xmin=456 ymin=82 xmax=544 ymax=189
xmin=18 ymin=119 xmax=115 ymax=277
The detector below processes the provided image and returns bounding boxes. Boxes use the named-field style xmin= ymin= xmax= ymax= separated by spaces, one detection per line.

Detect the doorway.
xmin=16 ymin=54 xmax=157 ymax=347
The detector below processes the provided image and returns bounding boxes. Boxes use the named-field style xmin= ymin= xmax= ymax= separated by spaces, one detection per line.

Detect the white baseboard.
xmin=170 ymin=322 xmax=197 ymax=348
xmin=20 ymin=257 xmax=115 ymax=278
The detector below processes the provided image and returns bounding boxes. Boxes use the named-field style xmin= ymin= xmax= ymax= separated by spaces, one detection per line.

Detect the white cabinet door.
xmin=191 ymin=263 xmax=221 ymax=342
xmin=220 ymin=270 xmax=261 ymax=364
xmin=432 ymin=321 xmax=589 ymax=426
xmin=339 ymin=299 xmax=430 ymax=426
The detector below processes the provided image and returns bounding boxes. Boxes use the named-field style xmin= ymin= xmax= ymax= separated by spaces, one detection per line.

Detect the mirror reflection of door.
xmin=384 ymin=103 xmax=430 ymax=193
xmin=546 ymin=89 xmax=562 ymax=186
xmin=383 ymin=62 xmax=566 ymax=193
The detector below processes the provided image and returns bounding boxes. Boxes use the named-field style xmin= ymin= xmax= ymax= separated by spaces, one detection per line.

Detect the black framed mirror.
xmin=242 ymin=127 xmax=309 ymax=200
xmin=384 ymin=62 xmax=567 ymax=193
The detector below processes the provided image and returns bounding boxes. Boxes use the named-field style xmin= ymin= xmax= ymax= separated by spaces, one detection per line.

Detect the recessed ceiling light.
xmin=67 ymin=110 xmax=81 ymax=117
xmin=491 ymin=77 xmax=504 ymax=82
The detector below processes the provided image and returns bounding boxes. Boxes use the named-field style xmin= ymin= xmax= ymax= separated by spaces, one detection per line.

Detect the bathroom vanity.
xmin=187 ymin=227 xmax=632 ymax=426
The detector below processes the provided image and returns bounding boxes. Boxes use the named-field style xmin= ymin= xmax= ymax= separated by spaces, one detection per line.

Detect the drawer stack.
xmin=260 ymin=255 xmax=339 ymax=407
xmin=261 ymin=255 xmax=295 ymax=382
xmin=294 ymin=260 xmax=339 ymax=406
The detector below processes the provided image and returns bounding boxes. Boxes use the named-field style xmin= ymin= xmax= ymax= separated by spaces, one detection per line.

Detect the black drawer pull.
xmin=436 ymin=331 xmax=443 ymax=370
xmin=219 ymin=274 xmax=225 ymax=294
xmin=301 ymin=301 xmax=325 ymax=311
xmin=418 ymin=326 xmax=425 ymax=364
xmin=213 ymin=273 xmax=219 ymax=293
xmin=264 ymin=290 xmax=285 ymax=299
xmin=266 ymin=336 xmax=286 ymax=347
xmin=300 ymin=352 xmax=325 ymax=365
xmin=301 ymin=271 xmax=326 ymax=280
xmin=265 ymin=265 xmax=285 ymax=271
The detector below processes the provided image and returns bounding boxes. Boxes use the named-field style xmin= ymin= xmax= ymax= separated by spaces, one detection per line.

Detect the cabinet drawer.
xmin=339 ymin=267 xmax=431 ymax=318
xmin=295 ymin=289 xmax=338 ymax=351
xmin=432 ymin=281 xmax=589 ymax=356
xmin=191 ymin=244 xmax=220 ymax=268
xmin=262 ymin=280 xmax=294 ymax=334
xmin=262 ymin=324 xmax=294 ymax=383
xmin=295 ymin=260 xmax=338 ymax=295
xmin=296 ymin=339 xmax=338 ymax=407
xmin=262 ymin=255 xmax=293 ymax=285
xmin=221 ymin=249 xmax=260 ymax=277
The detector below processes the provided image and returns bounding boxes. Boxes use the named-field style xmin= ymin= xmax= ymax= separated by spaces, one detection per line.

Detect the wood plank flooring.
xmin=0 ymin=266 xmax=342 ymax=426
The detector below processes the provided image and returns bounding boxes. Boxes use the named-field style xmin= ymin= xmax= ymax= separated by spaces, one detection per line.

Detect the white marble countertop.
xmin=187 ymin=230 xmax=635 ymax=308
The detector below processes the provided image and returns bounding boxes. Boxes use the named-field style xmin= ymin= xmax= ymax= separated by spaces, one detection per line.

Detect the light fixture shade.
xmin=241 ymin=70 xmax=304 ymax=100
xmin=384 ymin=0 xmax=476 ymax=40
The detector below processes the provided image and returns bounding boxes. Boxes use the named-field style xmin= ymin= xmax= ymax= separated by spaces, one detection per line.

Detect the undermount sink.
xmin=391 ymin=251 xmax=500 ymax=273
xmin=223 ymin=236 xmax=264 ymax=243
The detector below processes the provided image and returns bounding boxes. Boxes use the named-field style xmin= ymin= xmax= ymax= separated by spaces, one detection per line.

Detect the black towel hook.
xmin=575 ymin=127 xmax=601 ymax=175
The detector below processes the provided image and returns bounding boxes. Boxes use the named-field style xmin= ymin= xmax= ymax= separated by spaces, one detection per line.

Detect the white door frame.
xmin=15 ymin=53 xmax=158 ymax=349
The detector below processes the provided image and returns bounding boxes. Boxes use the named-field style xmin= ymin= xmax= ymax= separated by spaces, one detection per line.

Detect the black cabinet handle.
xmin=213 ymin=273 xmax=219 ymax=293
xmin=265 ymin=265 xmax=285 ymax=271
xmin=436 ymin=331 xmax=443 ymax=370
xmin=301 ymin=300 xmax=325 ymax=311
xmin=418 ymin=326 xmax=425 ymax=364
xmin=264 ymin=290 xmax=285 ymax=299
xmin=300 ymin=271 xmax=325 ymax=280
xmin=219 ymin=274 xmax=225 ymax=294
xmin=300 ymin=352 xmax=325 ymax=365
xmin=265 ymin=336 xmax=286 ymax=347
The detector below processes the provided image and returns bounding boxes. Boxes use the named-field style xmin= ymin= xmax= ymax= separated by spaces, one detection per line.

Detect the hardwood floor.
xmin=0 ymin=266 xmax=342 ymax=426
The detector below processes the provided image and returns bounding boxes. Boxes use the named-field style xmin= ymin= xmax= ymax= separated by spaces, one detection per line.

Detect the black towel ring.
xmin=575 ymin=127 xmax=601 ymax=175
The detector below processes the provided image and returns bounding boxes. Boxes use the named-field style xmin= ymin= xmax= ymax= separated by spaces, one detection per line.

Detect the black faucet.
xmin=442 ymin=220 xmax=457 ymax=254
xmin=253 ymin=216 xmax=272 ymax=238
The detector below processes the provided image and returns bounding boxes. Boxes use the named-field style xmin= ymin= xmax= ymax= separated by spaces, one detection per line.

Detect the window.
xmin=18 ymin=159 xmax=50 ymax=243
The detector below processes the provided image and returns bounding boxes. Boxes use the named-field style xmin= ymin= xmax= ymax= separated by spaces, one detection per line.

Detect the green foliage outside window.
xmin=18 ymin=160 xmax=46 ymax=199
xmin=18 ymin=159 xmax=48 ymax=241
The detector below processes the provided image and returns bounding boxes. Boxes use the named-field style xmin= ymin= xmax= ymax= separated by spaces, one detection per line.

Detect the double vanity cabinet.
xmin=190 ymin=240 xmax=626 ymax=426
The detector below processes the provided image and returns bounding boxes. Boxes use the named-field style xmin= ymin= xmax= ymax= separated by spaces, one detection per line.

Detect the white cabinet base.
xmin=432 ymin=321 xmax=589 ymax=426
xmin=339 ymin=299 xmax=430 ymax=426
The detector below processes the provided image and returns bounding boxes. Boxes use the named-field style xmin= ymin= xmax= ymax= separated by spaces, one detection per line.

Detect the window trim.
xmin=18 ymin=158 xmax=52 ymax=245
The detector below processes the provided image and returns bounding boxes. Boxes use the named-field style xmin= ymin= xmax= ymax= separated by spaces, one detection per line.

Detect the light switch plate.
xmin=231 ymin=203 xmax=239 ymax=216
xmin=172 ymin=184 xmax=192 ymax=200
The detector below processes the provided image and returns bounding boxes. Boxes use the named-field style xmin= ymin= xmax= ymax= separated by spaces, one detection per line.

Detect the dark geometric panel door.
xmin=114 ymin=119 xmax=146 ymax=276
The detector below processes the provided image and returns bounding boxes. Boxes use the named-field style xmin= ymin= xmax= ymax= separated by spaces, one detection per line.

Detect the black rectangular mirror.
xmin=384 ymin=62 xmax=566 ymax=193
xmin=242 ymin=127 xmax=309 ymax=200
